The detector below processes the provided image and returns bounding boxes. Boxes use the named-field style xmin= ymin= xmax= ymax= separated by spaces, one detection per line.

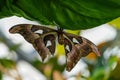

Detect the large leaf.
xmin=0 ymin=0 xmax=120 ymax=30
xmin=0 ymin=0 xmax=12 ymax=17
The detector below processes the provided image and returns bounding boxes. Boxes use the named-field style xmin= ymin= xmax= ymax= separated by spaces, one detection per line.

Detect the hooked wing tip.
xmin=9 ymin=26 xmax=16 ymax=33
xmin=9 ymin=25 xmax=22 ymax=33
xmin=95 ymin=49 xmax=101 ymax=56
xmin=82 ymin=37 xmax=102 ymax=57
xmin=91 ymin=45 xmax=101 ymax=56
xmin=9 ymin=24 xmax=31 ymax=33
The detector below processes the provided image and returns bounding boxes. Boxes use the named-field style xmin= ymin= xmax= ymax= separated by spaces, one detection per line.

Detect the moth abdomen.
xmin=58 ymin=34 xmax=64 ymax=45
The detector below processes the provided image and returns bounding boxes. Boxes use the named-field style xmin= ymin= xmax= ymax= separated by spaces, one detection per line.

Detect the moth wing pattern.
xmin=31 ymin=25 xmax=57 ymax=55
xmin=9 ymin=24 xmax=57 ymax=61
xmin=64 ymin=37 xmax=80 ymax=71
xmin=63 ymin=32 xmax=101 ymax=71
xmin=9 ymin=24 xmax=101 ymax=71
xmin=33 ymin=37 xmax=50 ymax=61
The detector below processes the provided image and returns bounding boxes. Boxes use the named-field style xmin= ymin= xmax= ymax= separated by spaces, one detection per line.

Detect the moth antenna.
xmin=57 ymin=26 xmax=63 ymax=31
xmin=53 ymin=21 xmax=63 ymax=31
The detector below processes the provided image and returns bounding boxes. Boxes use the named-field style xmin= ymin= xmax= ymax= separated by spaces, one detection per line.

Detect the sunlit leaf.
xmin=109 ymin=17 xmax=120 ymax=29
xmin=66 ymin=30 xmax=80 ymax=35
xmin=56 ymin=44 xmax=65 ymax=56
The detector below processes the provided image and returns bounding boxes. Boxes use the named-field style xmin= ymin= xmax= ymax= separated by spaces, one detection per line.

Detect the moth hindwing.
xmin=63 ymin=32 xmax=101 ymax=71
xmin=9 ymin=24 xmax=101 ymax=71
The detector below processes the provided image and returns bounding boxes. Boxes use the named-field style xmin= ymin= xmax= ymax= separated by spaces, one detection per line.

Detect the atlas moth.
xmin=9 ymin=24 xmax=101 ymax=71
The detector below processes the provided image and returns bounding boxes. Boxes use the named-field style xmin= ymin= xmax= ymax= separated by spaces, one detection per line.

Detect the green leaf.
xmin=9 ymin=44 xmax=21 ymax=51
xmin=107 ymin=56 xmax=118 ymax=68
xmin=109 ymin=59 xmax=120 ymax=80
xmin=0 ymin=71 xmax=2 ymax=80
xmin=0 ymin=0 xmax=12 ymax=18
xmin=90 ymin=67 xmax=105 ymax=80
xmin=0 ymin=0 xmax=120 ymax=30
xmin=0 ymin=59 xmax=15 ymax=68
xmin=109 ymin=17 xmax=120 ymax=29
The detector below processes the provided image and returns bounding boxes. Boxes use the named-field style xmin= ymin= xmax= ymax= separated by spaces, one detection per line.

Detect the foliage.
xmin=0 ymin=71 xmax=2 ymax=80
xmin=0 ymin=0 xmax=120 ymax=30
xmin=0 ymin=58 xmax=15 ymax=68
xmin=109 ymin=17 xmax=120 ymax=29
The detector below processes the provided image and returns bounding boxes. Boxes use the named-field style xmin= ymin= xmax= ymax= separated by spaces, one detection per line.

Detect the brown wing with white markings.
xmin=9 ymin=24 xmax=57 ymax=61
xmin=63 ymin=32 xmax=101 ymax=71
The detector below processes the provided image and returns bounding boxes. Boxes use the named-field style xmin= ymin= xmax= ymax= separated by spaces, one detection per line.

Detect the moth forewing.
xmin=9 ymin=25 xmax=23 ymax=33
xmin=31 ymin=25 xmax=56 ymax=33
xmin=64 ymin=32 xmax=101 ymax=56
xmin=64 ymin=32 xmax=83 ymax=44
xmin=9 ymin=24 xmax=39 ymax=43
xmin=81 ymin=37 xmax=101 ymax=56
xmin=9 ymin=24 xmax=57 ymax=61
xmin=75 ymin=44 xmax=92 ymax=57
